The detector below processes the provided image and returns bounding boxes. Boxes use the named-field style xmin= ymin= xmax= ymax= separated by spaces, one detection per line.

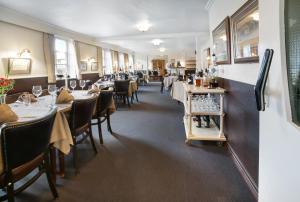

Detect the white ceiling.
xmin=0 ymin=0 xmax=210 ymax=56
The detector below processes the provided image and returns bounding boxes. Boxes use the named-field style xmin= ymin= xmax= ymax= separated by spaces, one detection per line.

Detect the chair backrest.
xmin=96 ymin=90 xmax=113 ymax=116
xmin=114 ymin=80 xmax=130 ymax=93
xmin=69 ymin=96 xmax=97 ymax=132
xmin=137 ymin=72 xmax=143 ymax=79
xmin=0 ymin=108 xmax=57 ymax=170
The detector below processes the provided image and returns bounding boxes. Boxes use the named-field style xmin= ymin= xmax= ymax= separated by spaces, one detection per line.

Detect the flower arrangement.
xmin=0 ymin=77 xmax=14 ymax=95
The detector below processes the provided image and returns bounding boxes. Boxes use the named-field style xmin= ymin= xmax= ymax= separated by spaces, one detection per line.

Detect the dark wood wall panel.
xmin=218 ymin=78 xmax=259 ymax=198
xmin=10 ymin=77 xmax=48 ymax=94
xmin=9 ymin=74 xmax=100 ymax=94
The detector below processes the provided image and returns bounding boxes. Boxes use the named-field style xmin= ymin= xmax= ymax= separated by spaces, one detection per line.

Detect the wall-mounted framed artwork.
xmin=231 ymin=0 xmax=259 ymax=63
xmin=212 ymin=17 xmax=231 ymax=65
xmin=80 ymin=61 xmax=87 ymax=71
xmin=91 ymin=62 xmax=98 ymax=71
xmin=8 ymin=58 xmax=31 ymax=74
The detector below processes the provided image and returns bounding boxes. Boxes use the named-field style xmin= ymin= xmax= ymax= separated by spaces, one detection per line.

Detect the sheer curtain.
xmin=118 ymin=53 xmax=125 ymax=71
xmin=68 ymin=40 xmax=78 ymax=79
xmin=128 ymin=54 xmax=134 ymax=72
xmin=104 ymin=49 xmax=113 ymax=74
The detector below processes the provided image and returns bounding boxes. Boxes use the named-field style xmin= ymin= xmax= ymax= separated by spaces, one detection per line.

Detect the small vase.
xmin=0 ymin=94 xmax=6 ymax=104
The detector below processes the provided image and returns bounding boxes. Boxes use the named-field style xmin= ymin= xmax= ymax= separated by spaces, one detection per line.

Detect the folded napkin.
xmin=56 ymin=89 xmax=74 ymax=104
xmin=18 ymin=92 xmax=37 ymax=103
xmin=0 ymin=104 xmax=18 ymax=123
xmin=88 ymin=85 xmax=101 ymax=94
xmin=59 ymin=87 xmax=72 ymax=93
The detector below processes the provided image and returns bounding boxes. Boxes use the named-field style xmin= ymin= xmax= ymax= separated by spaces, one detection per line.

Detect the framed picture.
xmin=212 ymin=17 xmax=231 ymax=65
xmin=80 ymin=61 xmax=87 ymax=71
xmin=8 ymin=58 xmax=31 ymax=74
xmin=231 ymin=0 xmax=259 ymax=63
xmin=91 ymin=62 xmax=98 ymax=71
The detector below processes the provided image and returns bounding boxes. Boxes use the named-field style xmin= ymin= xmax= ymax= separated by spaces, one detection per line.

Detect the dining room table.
xmin=96 ymin=80 xmax=138 ymax=97
xmin=0 ymin=89 xmax=116 ymax=182
xmin=163 ymin=75 xmax=178 ymax=90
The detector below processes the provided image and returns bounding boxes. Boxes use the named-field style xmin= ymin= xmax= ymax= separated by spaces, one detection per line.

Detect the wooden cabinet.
xmin=152 ymin=59 xmax=166 ymax=76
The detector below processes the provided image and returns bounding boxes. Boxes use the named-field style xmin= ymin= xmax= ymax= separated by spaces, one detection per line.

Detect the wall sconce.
xmin=19 ymin=49 xmax=31 ymax=58
xmin=88 ymin=57 xmax=96 ymax=63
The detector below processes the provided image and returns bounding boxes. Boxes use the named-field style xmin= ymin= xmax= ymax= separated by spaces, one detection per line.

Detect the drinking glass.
xmin=79 ymin=80 xmax=86 ymax=90
xmin=48 ymin=85 xmax=57 ymax=106
xmin=32 ymin=85 xmax=42 ymax=98
xmin=70 ymin=80 xmax=77 ymax=91
xmin=23 ymin=94 xmax=31 ymax=106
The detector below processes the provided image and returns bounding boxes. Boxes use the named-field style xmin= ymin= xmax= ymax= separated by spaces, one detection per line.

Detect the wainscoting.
xmin=219 ymin=78 xmax=259 ymax=199
xmin=9 ymin=73 xmax=100 ymax=94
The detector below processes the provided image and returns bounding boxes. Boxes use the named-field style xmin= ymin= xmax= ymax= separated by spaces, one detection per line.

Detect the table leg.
xmin=49 ymin=146 xmax=57 ymax=184
xmin=58 ymin=151 xmax=65 ymax=177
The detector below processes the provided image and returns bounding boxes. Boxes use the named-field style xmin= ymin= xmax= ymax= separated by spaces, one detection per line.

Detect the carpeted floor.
xmin=15 ymin=82 xmax=255 ymax=202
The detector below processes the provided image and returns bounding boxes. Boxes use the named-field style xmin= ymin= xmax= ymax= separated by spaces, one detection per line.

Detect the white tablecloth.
xmin=163 ymin=76 xmax=178 ymax=90
xmin=0 ymin=90 xmax=115 ymax=174
xmin=171 ymin=81 xmax=184 ymax=103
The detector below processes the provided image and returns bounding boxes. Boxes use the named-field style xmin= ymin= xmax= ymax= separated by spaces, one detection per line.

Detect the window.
xmin=54 ymin=38 xmax=77 ymax=78
xmin=104 ymin=49 xmax=113 ymax=74
xmin=118 ymin=53 xmax=125 ymax=70
xmin=55 ymin=38 xmax=68 ymax=75
xmin=285 ymin=0 xmax=300 ymax=125
xmin=129 ymin=54 xmax=134 ymax=71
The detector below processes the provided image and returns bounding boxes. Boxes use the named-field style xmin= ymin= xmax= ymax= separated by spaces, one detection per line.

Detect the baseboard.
xmin=227 ymin=143 xmax=258 ymax=200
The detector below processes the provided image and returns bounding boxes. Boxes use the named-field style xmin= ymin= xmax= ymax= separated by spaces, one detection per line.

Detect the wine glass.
xmin=32 ymin=85 xmax=42 ymax=99
xmin=79 ymin=80 xmax=86 ymax=90
xmin=70 ymin=80 xmax=77 ymax=91
xmin=48 ymin=85 xmax=57 ymax=106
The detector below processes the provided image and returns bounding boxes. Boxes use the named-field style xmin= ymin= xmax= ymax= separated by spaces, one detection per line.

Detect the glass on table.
xmin=32 ymin=85 xmax=42 ymax=98
xmin=79 ymin=80 xmax=86 ymax=90
xmin=48 ymin=84 xmax=57 ymax=106
xmin=70 ymin=80 xmax=77 ymax=91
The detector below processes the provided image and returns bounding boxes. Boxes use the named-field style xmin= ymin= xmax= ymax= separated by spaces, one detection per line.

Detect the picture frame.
xmin=212 ymin=17 xmax=231 ymax=65
xmin=8 ymin=58 xmax=31 ymax=74
xmin=91 ymin=62 xmax=98 ymax=71
xmin=80 ymin=61 xmax=87 ymax=71
xmin=231 ymin=0 xmax=259 ymax=63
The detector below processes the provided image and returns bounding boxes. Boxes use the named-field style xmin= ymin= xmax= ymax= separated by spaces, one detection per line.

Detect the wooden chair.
xmin=91 ymin=90 xmax=113 ymax=144
xmin=0 ymin=108 xmax=58 ymax=202
xmin=114 ymin=80 xmax=130 ymax=108
xmin=68 ymin=96 xmax=98 ymax=174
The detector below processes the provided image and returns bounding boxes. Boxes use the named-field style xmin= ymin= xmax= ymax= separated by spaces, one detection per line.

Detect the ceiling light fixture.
xmin=152 ymin=39 xmax=163 ymax=46
xmin=137 ymin=20 xmax=151 ymax=32
xmin=159 ymin=47 xmax=166 ymax=52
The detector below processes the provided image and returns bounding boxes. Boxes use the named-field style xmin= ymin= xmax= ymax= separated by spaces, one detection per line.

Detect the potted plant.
xmin=0 ymin=76 xmax=15 ymax=104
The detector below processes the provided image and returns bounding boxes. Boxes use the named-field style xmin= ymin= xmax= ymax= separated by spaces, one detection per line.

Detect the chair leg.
xmin=7 ymin=181 xmax=14 ymax=202
xmin=135 ymin=91 xmax=139 ymax=102
xmin=44 ymin=154 xmax=58 ymax=199
xmin=107 ymin=113 xmax=113 ymax=134
xmin=97 ymin=118 xmax=104 ymax=144
xmin=89 ymin=125 xmax=98 ymax=154
xmin=131 ymin=95 xmax=134 ymax=104
xmin=126 ymin=96 xmax=131 ymax=108
xmin=72 ymin=144 xmax=79 ymax=174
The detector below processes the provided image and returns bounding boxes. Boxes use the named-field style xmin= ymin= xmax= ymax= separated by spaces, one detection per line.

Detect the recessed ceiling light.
xmin=137 ymin=20 xmax=151 ymax=32
xmin=159 ymin=47 xmax=166 ymax=52
xmin=152 ymin=39 xmax=163 ymax=46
